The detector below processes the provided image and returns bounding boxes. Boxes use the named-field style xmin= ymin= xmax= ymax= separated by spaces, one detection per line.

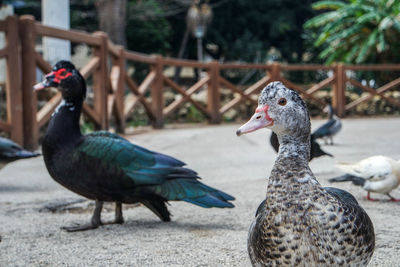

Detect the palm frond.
xmin=312 ymin=1 xmax=346 ymax=10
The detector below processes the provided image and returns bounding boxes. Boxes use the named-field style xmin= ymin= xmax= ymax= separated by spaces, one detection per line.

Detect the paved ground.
xmin=1 ymin=117 xmax=400 ymax=266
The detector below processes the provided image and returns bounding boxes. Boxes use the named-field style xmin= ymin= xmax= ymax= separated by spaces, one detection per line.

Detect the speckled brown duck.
xmin=236 ymin=82 xmax=375 ymax=266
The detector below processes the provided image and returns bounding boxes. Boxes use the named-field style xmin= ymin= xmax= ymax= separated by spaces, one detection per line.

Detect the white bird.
xmin=329 ymin=155 xmax=400 ymax=201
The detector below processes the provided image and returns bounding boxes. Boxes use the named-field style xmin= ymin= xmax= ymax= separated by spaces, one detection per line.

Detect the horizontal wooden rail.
xmin=125 ymin=50 xmax=156 ymax=64
xmin=344 ymin=64 xmax=400 ymax=71
xmin=0 ymin=15 xmax=399 ymax=148
xmin=219 ymin=63 xmax=271 ymax=70
xmin=161 ymin=57 xmax=209 ymax=68
xmin=107 ymin=40 xmax=120 ymax=57
xmin=280 ymin=64 xmax=334 ymax=71
xmin=35 ymin=23 xmax=102 ymax=46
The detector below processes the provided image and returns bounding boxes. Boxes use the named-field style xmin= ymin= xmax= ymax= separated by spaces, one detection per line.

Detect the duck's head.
xmin=236 ymin=81 xmax=310 ymax=140
xmin=34 ymin=60 xmax=86 ymax=103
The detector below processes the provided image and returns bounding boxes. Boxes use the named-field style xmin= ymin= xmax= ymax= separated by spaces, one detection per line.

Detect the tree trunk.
xmin=95 ymin=0 xmax=127 ymax=46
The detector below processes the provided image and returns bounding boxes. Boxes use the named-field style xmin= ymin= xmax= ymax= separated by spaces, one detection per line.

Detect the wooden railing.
xmin=0 ymin=16 xmax=23 ymax=145
xmin=0 ymin=15 xmax=399 ymax=149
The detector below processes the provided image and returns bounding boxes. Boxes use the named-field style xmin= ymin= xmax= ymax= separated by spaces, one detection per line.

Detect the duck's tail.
xmin=12 ymin=150 xmax=41 ymax=159
xmin=152 ymin=177 xmax=235 ymax=208
xmin=335 ymin=161 xmax=362 ymax=175
xmin=311 ymin=140 xmax=333 ymax=159
xmin=328 ymin=174 xmax=366 ymax=187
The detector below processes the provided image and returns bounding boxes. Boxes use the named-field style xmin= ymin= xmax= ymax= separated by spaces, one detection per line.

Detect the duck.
xmin=0 ymin=137 xmax=40 ymax=168
xmin=34 ymin=60 xmax=234 ymax=232
xmin=329 ymin=155 xmax=400 ymax=201
xmin=312 ymin=104 xmax=342 ymax=145
xmin=236 ymin=81 xmax=374 ymax=266
xmin=269 ymin=132 xmax=333 ymax=161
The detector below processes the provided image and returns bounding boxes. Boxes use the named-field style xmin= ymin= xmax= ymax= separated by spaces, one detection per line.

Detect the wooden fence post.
xmin=19 ymin=15 xmax=38 ymax=149
xmin=114 ymin=46 xmax=125 ymax=132
xmin=333 ymin=63 xmax=346 ymax=117
xmin=208 ymin=60 xmax=221 ymax=123
xmin=5 ymin=16 xmax=23 ymax=146
xmin=270 ymin=62 xmax=281 ymax=81
xmin=93 ymin=31 xmax=108 ymax=130
xmin=151 ymin=55 xmax=164 ymax=128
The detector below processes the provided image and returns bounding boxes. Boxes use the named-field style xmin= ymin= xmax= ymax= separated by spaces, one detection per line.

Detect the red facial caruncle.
xmin=47 ymin=68 xmax=73 ymax=83
xmin=255 ymin=105 xmax=273 ymax=122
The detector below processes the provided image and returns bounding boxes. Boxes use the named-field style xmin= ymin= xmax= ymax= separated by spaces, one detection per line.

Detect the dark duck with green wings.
xmin=236 ymin=82 xmax=374 ymax=266
xmin=34 ymin=60 xmax=234 ymax=232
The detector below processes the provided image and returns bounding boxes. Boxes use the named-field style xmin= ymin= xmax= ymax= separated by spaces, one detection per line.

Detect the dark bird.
xmin=236 ymin=82 xmax=374 ymax=266
xmin=34 ymin=60 xmax=234 ymax=232
xmin=329 ymin=155 xmax=400 ymax=201
xmin=312 ymin=104 xmax=342 ymax=145
xmin=269 ymin=132 xmax=332 ymax=161
xmin=0 ymin=137 xmax=40 ymax=168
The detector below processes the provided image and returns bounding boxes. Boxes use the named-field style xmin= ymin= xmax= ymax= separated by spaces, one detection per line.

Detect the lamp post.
xmin=187 ymin=0 xmax=212 ymax=62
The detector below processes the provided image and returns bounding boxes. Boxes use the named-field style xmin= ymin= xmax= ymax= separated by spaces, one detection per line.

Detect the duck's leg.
xmin=115 ymin=202 xmax=124 ymax=223
xmin=324 ymin=137 xmax=328 ymax=145
xmin=364 ymin=192 xmax=378 ymax=201
xmin=386 ymin=193 xmax=400 ymax=202
xmin=61 ymin=200 xmax=103 ymax=232
xmin=103 ymin=202 xmax=124 ymax=225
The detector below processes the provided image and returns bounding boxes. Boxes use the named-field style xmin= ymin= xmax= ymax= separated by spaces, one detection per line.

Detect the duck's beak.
xmin=33 ymin=72 xmax=57 ymax=91
xmin=236 ymin=105 xmax=274 ymax=136
xmin=33 ymin=81 xmax=46 ymax=91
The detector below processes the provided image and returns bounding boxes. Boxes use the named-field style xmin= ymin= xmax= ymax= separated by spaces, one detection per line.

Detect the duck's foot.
xmin=387 ymin=194 xmax=400 ymax=202
xmin=102 ymin=219 xmax=124 ymax=225
xmin=364 ymin=192 xmax=379 ymax=201
xmin=61 ymin=200 xmax=103 ymax=232
xmin=61 ymin=222 xmax=100 ymax=232
xmin=329 ymin=137 xmax=334 ymax=145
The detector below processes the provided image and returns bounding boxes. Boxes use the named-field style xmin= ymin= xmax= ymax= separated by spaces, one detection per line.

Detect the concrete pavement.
xmin=0 ymin=117 xmax=399 ymax=266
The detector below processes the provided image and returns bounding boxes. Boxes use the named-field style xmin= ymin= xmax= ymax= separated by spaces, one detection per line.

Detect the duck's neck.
xmin=267 ymin=133 xmax=320 ymax=198
xmin=328 ymin=106 xmax=334 ymax=120
xmin=277 ymin=134 xmax=310 ymax=163
xmin=44 ymin=99 xmax=83 ymax=149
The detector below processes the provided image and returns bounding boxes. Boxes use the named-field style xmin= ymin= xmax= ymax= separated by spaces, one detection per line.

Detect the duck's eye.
xmin=278 ymin=98 xmax=287 ymax=106
xmin=60 ymin=70 xmax=67 ymax=76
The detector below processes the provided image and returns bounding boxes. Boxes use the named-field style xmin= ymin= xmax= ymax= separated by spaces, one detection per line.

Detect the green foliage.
xmin=305 ymin=0 xmax=400 ymax=64
xmin=125 ymin=0 xmax=171 ymax=55
xmin=15 ymin=0 xmax=318 ymax=63
xmin=70 ymin=0 xmax=98 ymax=32
xmin=185 ymin=105 xmax=205 ymax=123
xmin=202 ymin=0 xmax=316 ymax=63
xmin=80 ymin=121 xmax=95 ymax=134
